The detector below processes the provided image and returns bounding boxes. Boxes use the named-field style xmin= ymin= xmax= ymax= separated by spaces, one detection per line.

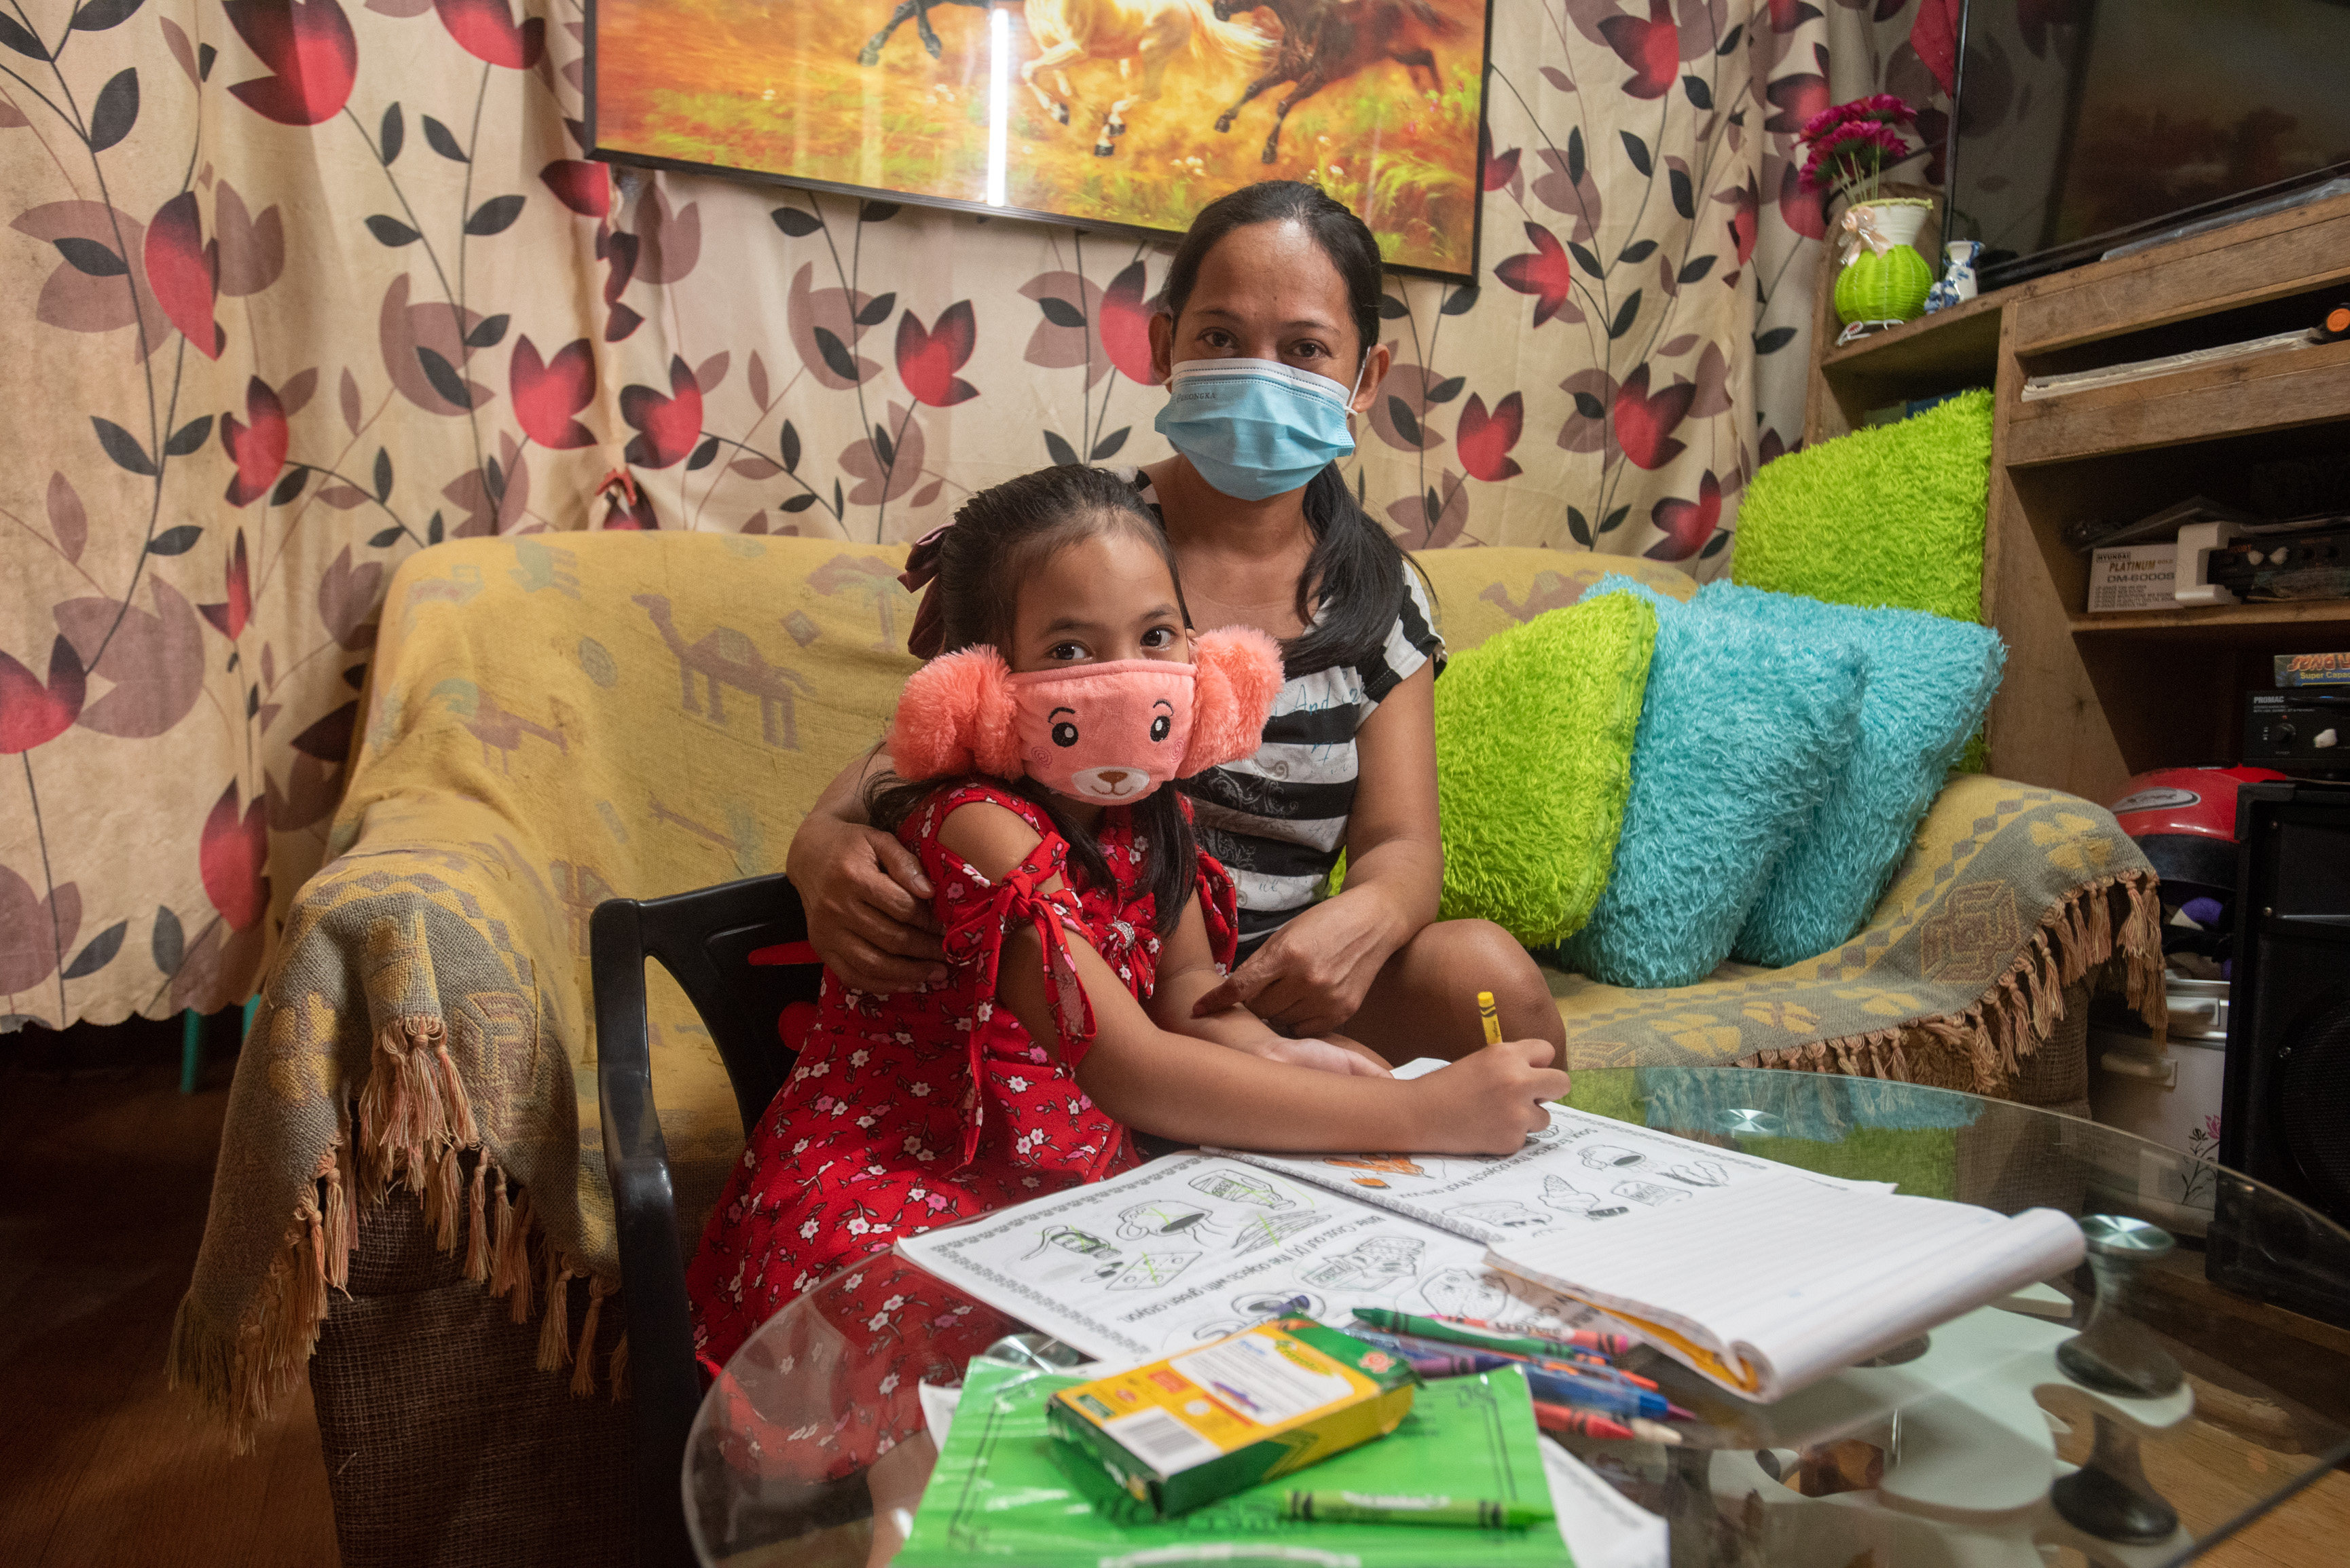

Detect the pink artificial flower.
xmin=1815 ymin=121 xmax=1912 ymax=160
xmin=1799 ymin=105 xmax=1856 ymax=143
xmin=1801 ymin=95 xmax=1918 ymax=149
xmin=1800 ymin=119 xmax=1917 ymax=192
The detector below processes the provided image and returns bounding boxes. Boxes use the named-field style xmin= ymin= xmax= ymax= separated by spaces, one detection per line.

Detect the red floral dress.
xmin=687 ymin=781 xmax=1238 ymax=1379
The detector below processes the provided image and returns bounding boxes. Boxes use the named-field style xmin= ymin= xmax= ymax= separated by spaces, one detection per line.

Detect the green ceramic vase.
xmin=1833 ymin=198 xmax=1935 ymax=326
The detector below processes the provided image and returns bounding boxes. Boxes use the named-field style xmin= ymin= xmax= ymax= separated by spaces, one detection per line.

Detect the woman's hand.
xmin=1233 ymin=1034 xmax=1393 ymax=1079
xmin=1406 ymin=1039 xmax=1570 ymax=1155
xmin=1189 ymin=889 xmax=1406 ymax=1038
xmin=787 ymin=811 xmax=947 ymax=994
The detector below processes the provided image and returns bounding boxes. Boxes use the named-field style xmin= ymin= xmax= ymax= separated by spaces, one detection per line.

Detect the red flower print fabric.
xmin=686 ymin=781 xmax=1238 ymax=1378
xmin=1 ymin=0 xmax=1849 ymax=1036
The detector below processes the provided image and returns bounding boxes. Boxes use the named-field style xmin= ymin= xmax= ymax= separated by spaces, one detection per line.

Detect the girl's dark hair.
xmin=868 ymin=465 xmax=1200 ymax=935
xmin=1159 ymin=180 xmax=1420 ymax=678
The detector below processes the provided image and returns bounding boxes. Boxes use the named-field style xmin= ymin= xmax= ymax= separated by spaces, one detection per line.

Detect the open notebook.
xmin=1480 ymin=1175 xmax=2085 ymax=1400
xmin=899 ymin=1064 xmax=2082 ymax=1400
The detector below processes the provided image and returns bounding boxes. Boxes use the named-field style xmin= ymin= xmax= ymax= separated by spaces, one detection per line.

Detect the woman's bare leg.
xmin=1336 ymin=918 xmax=1566 ymax=1067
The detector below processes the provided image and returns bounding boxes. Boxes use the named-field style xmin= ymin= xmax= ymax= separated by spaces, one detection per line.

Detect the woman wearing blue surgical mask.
xmin=788 ymin=181 xmax=1567 ymax=1071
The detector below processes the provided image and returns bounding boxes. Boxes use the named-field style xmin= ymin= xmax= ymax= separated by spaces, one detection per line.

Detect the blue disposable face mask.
xmin=1153 ymin=356 xmax=1367 ymax=502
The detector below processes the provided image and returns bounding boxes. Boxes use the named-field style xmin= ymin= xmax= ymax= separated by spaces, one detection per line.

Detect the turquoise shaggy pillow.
xmin=1432 ymin=593 xmax=1657 ymax=946
xmin=1551 ymin=578 xmax=1866 ymax=990
xmin=1697 ymin=584 xmax=2008 ymax=968
xmin=1731 ymin=389 xmax=1994 ymax=624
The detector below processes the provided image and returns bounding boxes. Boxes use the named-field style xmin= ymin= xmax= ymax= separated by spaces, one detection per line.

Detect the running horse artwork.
xmin=1211 ymin=0 xmax=1454 ymax=164
xmin=856 ymin=0 xmax=1014 ymax=67
xmin=588 ymin=0 xmax=1492 ymax=277
xmin=1022 ymin=0 xmax=1277 ymax=157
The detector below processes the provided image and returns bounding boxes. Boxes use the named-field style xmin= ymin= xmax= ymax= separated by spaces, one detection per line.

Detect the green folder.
xmin=898 ymin=1360 xmax=1571 ymax=1568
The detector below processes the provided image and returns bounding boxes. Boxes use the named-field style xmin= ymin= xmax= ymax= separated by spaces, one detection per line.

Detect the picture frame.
xmin=585 ymin=0 xmax=1494 ymax=281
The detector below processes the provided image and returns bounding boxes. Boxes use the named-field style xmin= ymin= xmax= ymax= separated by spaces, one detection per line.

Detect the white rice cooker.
xmin=2087 ymin=977 xmax=2228 ymax=1234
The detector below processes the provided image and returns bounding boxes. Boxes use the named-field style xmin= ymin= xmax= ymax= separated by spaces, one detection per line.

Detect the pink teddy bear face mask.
xmin=1008 ymin=660 xmax=1198 ymax=802
xmin=887 ymin=626 xmax=1286 ymax=804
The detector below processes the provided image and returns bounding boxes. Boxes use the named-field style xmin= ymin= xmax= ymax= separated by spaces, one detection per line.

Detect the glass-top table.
xmin=683 ymin=1067 xmax=2350 ymax=1567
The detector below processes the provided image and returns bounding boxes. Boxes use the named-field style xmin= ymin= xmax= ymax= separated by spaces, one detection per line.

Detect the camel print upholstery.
xmin=632 ymin=592 xmax=818 ymax=749
xmin=181 ymin=534 xmax=2157 ymax=1487
xmin=428 ymin=679 xmax=570 ymax=772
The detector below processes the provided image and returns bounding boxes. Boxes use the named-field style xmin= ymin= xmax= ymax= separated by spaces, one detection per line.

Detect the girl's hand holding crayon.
xmin=1403 ymin=1039 xmax=1571 ymax=1155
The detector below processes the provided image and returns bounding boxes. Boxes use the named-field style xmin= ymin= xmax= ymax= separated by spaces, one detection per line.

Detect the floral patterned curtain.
xmin=1 ymin=0 xmax=1834 ymax=1031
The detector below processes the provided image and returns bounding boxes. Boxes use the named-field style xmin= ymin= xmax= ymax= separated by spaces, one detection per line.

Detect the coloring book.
xmin=894 ymin=1149 xmax=1608 ymax=1362
xmin=896 ymin=1068 xmax=2085 ymax=1400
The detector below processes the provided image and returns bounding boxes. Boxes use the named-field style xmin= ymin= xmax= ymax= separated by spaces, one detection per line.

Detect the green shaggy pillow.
xmin=1731 ymin=388 xmax=1994 ymax=624
xmin=1431 ymin=592 xmax=1658 ymax=946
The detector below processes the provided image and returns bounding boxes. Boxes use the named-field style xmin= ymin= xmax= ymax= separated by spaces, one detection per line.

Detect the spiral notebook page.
xmin=1486 ymin=1175 xmax=2085 ymax=1400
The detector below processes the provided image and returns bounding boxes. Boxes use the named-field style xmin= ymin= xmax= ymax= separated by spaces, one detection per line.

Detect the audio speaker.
xmin=2209 ymin=780 xmax=2350 ymax=1327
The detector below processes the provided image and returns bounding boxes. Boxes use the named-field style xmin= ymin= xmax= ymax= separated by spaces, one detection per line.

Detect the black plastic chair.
xmin=590 ymin=873 xmax=826 ymax=1568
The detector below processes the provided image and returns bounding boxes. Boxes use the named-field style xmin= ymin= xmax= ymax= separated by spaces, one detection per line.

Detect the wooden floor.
xmin=0 ymin=1049 xmax=2340 ymax=1568
xmin=0 ymin=1056 xmax=339 ymax=1568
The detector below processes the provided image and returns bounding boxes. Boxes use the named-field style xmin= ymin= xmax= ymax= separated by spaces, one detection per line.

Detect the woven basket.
xmin=1833 ymin=198 xmax=1936 ymax=326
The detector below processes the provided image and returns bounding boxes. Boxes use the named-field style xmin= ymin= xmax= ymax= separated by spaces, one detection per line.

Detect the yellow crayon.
xmin=1476 ymin=990 xmax=1501 ymax=1046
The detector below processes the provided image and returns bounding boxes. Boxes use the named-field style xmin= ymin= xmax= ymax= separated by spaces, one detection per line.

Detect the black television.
xmin=1945 ymin=0 xmax=2350 ymax=290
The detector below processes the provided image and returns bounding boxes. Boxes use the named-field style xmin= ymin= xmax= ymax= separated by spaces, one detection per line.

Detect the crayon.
xmin=1348 ymin=1327 xmax=1516 ymax=1365
xmin=1399 ymin=1351 xmax=1511 ymax=1380
xmin=1353 ymin=1307 xmax=1632 ymax=1362
xmin=1570 ymin=1357 xmax=1660 ymax=1391
xmin=1522 ymin=1366 xmax=1670 ymax=1422
xmin=1347 ymin=1334 xmax=1520 ymax=1380
xmin=1477 ymin=990 xmax=1503 ymax=1046
xmin=1430 ymin=1313 xmax=1638 ymax=1359
xmin=1532 ymin=1403 xmax=1684 ymax=1444
xmin=1349 ymin=1326 xmax=1661 ymax=1396
xmin=1352 ymin=1324 xmax=1664 ymax=1419
xmin=1283 ymin=1491 xmax=1549 ymax=1529
xmin=1532 ymin=1403 xmax=1634 ymax=1441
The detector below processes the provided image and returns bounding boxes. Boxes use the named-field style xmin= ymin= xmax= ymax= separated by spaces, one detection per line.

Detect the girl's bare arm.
xmin=938 ymin=803 xmax=1557 ymax=1153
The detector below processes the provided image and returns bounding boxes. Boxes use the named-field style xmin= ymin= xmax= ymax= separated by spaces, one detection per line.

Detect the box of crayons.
xmin=1047 ymin=1318 xmax=1417 ymax=1517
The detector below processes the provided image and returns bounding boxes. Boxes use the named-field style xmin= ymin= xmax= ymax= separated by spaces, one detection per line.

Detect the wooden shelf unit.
xmin=1803 ymin=190 xmax=2350 ymax=805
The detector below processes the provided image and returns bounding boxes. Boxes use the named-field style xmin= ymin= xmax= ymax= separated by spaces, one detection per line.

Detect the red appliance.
xmin=2110 ymin=766 xmax=2288 ymax=904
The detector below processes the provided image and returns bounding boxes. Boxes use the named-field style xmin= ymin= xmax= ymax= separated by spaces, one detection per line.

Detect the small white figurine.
xmin=1926 ymin=240 xmax=1983 ymax=312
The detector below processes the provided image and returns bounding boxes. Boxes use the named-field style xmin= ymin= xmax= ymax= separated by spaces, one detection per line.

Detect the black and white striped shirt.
xmin=1118 ymin=470 xmax=1447 ymax=955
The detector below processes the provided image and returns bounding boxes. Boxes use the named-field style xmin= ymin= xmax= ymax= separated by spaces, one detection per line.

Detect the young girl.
xmin=686 ymin=464 xmax=1565 ymax=1377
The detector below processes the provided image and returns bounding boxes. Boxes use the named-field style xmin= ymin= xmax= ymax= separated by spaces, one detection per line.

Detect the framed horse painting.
xmin=585 ymin=0 xmax=1495 ymax=278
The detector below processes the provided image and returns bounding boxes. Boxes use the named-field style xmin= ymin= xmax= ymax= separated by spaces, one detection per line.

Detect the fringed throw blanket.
xmin=171 ymin=536 xmax=929 ymax=1449
xmin=1547 ymin=774 xmax=2167 ymax=1091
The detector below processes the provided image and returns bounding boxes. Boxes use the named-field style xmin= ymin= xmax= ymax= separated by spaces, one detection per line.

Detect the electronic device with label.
xmin=2207 ymin=528 xmax=2350 ymax=602
xmin=2244 ymin=689 xmax=2350 ymax=777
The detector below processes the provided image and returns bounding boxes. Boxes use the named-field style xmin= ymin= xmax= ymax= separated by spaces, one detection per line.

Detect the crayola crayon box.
xmin=1046 ymin=1318 xmax=1418 ymax=1517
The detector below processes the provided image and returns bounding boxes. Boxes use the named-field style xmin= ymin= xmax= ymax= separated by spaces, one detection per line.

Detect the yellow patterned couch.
xmin=176 ymin=533 xmax=2161 ymax=1565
